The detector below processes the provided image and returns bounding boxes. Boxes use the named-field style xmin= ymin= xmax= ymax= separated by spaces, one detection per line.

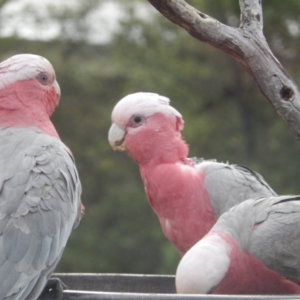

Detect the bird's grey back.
xmin=0 ymin=127 xmax=81 ymax=299
xmin=196 ymin=160 xmax=276 ymax=218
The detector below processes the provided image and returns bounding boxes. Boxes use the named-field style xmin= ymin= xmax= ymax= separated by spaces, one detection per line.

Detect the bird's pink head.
xmin=108 ymin=92 xmax=188 ymax=165
xmin=0 ymin=54 xmax=61 ymax=138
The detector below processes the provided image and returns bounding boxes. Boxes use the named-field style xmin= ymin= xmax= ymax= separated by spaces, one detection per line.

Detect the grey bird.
xmin=176 ymin=195 xmax=300 ymax=294
xmin=0 ymin=54 xmax=83 ymax=299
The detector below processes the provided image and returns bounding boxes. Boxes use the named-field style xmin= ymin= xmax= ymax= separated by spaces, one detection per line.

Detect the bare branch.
xmin=147 ymin=0 xmax=246 ymax=62
xmin=147 ymin=0 xmax=300 ymax=141
xmin=239 ymin=0 xmax=263 ymax=32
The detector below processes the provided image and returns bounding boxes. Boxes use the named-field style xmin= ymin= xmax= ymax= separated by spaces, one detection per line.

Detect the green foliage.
xmin=0 ymin=0 xmax=300 ymax=275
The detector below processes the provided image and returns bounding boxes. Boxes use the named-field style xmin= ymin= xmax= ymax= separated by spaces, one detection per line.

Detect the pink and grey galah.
xmin=0 ymin=54 xmax=83 ymax=299
xmin=108 ymin=92 xmax=276 ymax=255
xmin=176 ymin=195 xmax=300 ymax=294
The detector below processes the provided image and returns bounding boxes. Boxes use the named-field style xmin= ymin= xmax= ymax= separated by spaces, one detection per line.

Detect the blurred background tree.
xmin=0 ymin=0 xmax=300 ymax=274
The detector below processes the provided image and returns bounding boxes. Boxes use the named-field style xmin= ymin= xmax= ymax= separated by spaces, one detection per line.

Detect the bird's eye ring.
xmin=130 ymin=114 xmax=145 ymax=127
xmin=36 ymin=72 xmax=50 ymax=85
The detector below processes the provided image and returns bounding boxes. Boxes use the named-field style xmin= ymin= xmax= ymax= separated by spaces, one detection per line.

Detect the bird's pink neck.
xmin=0 ymin=109 xmax=59 ymax=138
xmin=0 ymin=80 xmax=60 ymax=139
xmin=125 ymin=113 xmax=188 ymax=166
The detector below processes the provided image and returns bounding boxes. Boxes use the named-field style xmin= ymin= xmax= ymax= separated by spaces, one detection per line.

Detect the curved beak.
xmin=108 ymin=123 xmax=126 ymax=151
xmin=53 ymin=80 xmax=61 ymax=103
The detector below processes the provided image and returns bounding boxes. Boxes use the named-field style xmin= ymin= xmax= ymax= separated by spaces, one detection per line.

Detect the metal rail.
xmin=38 ymin=274 xmax=300 ymax=300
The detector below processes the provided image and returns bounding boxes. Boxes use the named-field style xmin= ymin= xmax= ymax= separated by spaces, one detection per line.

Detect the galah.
xmin=176 ymin=195 xmax=300 ymax=295
xmin=108 ymin=92 xmax=276 ymax=255
xmin=0 ymin=54 xmax=82 ymax=300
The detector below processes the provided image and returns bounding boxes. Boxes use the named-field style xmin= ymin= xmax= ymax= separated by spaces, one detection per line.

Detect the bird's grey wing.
xmin=0 ymin=128 xmax=82 ymax=300
xmin=248 ymin=196 xmax=300 ymax=284
xmin=213 ymin=195 xmax=300 ymax=284
xmin=196 ymin=161 xmax=276 ymax=218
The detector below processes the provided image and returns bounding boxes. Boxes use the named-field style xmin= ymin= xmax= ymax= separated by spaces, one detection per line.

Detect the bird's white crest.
xmin=0 ymin=54 xmax=55 ymax=89
xmin=111 ymin=92 xmax=183 ymax=129
xmin=176 ymin=233 xmax=231 ymax=294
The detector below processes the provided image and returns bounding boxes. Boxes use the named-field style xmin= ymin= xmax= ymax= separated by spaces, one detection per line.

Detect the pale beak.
xmin=108 ymin=123 xmax=126 ymax=151
xmin=53 ymin=80 xmax=61 ymax=103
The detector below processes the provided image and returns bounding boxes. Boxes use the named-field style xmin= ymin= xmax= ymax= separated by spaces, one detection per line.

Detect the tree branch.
xmin=239 ymin=0 xmax=263 ymax=32
xmin=147 ymin=0 xmax=300 ymax=141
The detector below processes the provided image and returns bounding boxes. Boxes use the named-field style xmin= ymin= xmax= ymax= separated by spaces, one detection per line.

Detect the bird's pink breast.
xmin=214 ymin=233 xmax=300 ymax=294
xmin=141 ymin=162 xmax=216 ymax=255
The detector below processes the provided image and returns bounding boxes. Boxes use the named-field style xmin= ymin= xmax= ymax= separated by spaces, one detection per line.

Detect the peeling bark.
xmin=147 ymin=0 xmax=300 ymax=141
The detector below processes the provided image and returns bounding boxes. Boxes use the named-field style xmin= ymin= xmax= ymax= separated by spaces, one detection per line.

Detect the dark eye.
xmin=36 ymin=72 xmax=50 ymax=85
xmin=129 ymin=114 xmax=145 ymax=127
